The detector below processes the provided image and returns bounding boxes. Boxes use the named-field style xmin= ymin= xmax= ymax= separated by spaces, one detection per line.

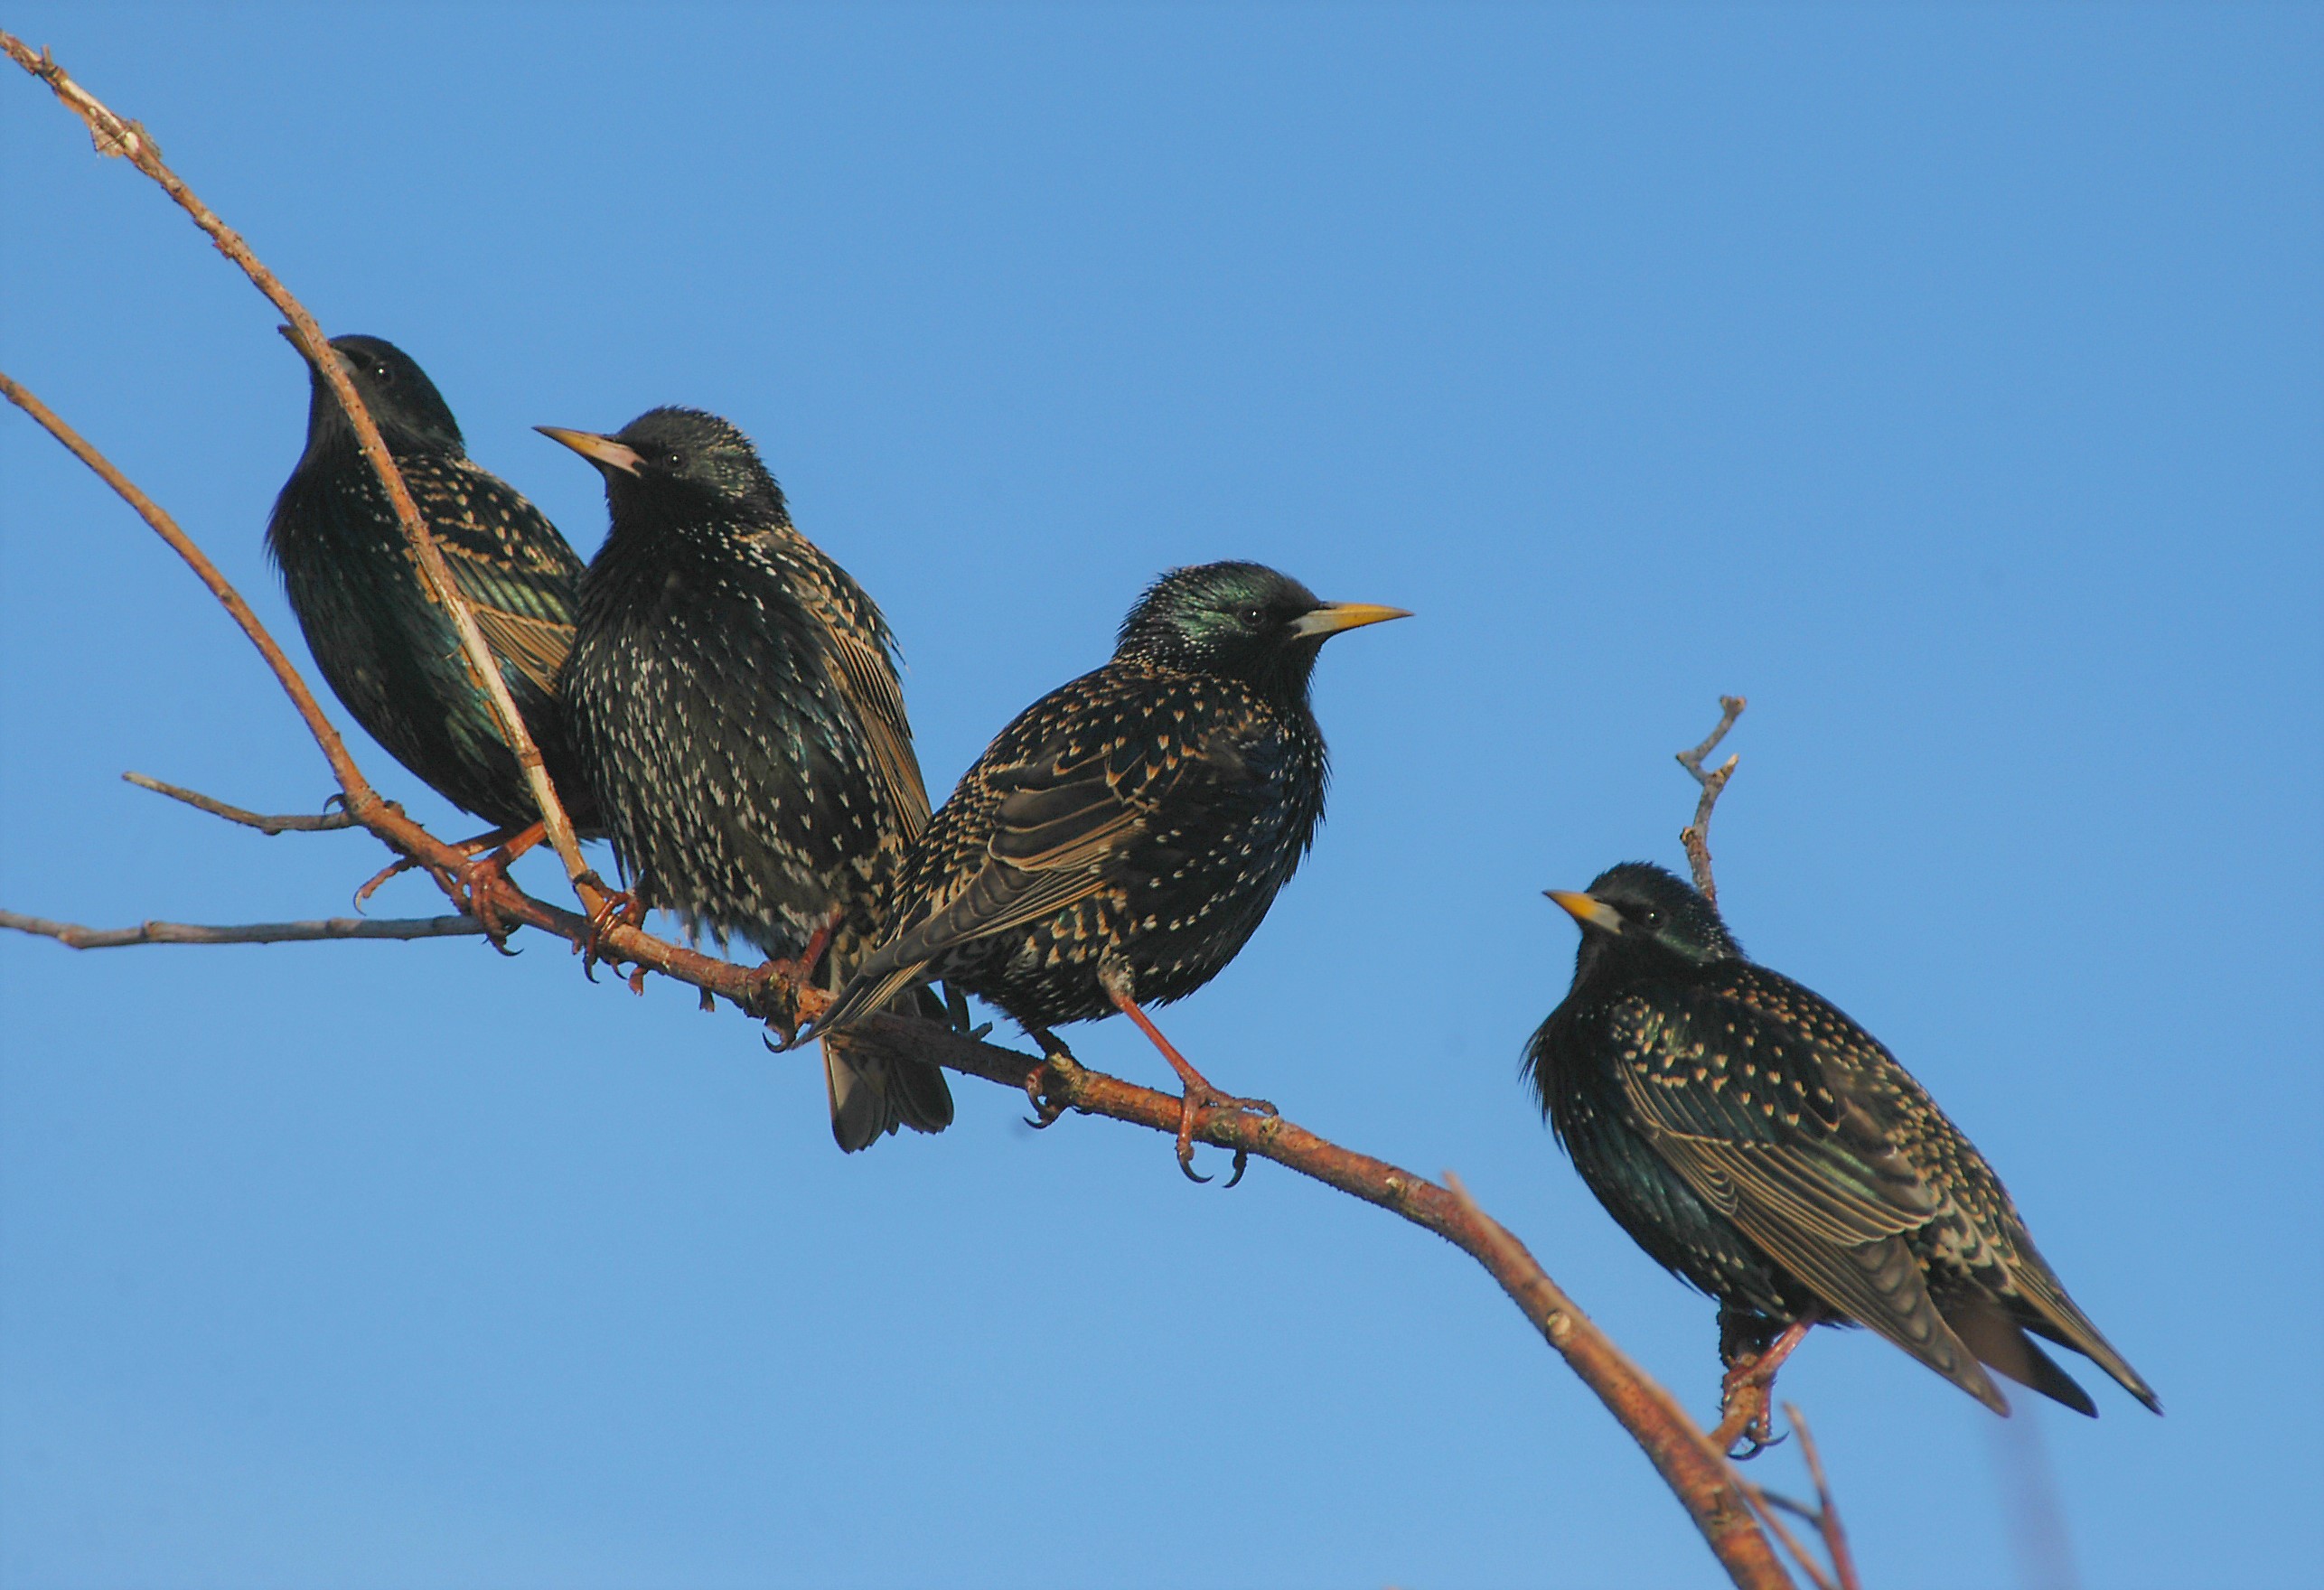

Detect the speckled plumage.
xmin=549 ymin=407 xmax=949 ymax=1150
xmin=267 ymin=334 xmax=595 ymax=832
xmin=819 ymin=563 xmax=1402 ymax=1046
xmin=1529 ymin=862 xmax=2160 ymax=1418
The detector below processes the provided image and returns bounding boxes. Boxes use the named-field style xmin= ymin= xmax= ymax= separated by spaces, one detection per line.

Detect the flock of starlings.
xmin=267 ymin=332 xmax=2160 ymax=1454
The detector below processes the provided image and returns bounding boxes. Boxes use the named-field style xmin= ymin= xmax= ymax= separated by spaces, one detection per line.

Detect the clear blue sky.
xmin=3 ymin=6 xmax=2317 ymax=1586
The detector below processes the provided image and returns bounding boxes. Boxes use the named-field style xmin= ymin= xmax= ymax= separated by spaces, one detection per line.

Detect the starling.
xmin=1528 ymin=862 xmax=2160 ymax=1447
xmin=816 ymin=561 xmax=1409 ymax=1180
xmin=542 ymin=407 xmax=952 ymax=1152
xmin=267 ymin=332 xmax=598 ymax=869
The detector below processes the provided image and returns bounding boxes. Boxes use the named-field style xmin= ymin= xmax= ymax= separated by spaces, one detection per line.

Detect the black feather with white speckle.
xmin=819 ymin=562 xmax=1405 ymax=1046
xmin=551 ymin=407 xmax=948 ymax=1149
xmin=1529 ymin=861 xmax=2160 ymax=1418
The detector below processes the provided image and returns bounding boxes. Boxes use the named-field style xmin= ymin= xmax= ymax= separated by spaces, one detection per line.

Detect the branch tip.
xmin=122 ymin=772 xmax=359 ymax=834
xmin=1676 ymin=696 xmax=1748 ymax=905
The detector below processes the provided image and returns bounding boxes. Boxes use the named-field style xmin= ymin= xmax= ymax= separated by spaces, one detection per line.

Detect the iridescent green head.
xmin=1114 ymin=561 xmax=1408 ymax=698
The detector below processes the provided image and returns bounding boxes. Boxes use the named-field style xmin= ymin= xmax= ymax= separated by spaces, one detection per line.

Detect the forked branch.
xmin=1730 ymin=1407 xmax=1862 ymax=1590
xmin=1677 ymin=694 xmax=1747 ymax=903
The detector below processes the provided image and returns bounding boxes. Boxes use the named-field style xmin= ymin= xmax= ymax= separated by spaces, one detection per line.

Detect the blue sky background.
xmin=2 ymin=5 xmax=2317 ymax=1587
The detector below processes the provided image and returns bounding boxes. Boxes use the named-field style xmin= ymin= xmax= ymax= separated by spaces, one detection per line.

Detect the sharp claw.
xmin=1223 ymin=1147 xmax=1251 ymax=1189
xmin=1022 ymin=1058 xmax=1069 ymax=1128
xmin=352 ymin=855 xmax=416 ymax=912
xmin=576 ymin=873 xmax=643 ymax=983
xmin=1175 ymin=1097 xmax=1213 ymax=1183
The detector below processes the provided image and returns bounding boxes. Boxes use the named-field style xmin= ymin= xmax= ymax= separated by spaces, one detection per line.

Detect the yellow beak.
xmin=536 ymin=426 xmax=644 ymax=476
xmin=1289 ymin=601 xmax=1413 ymax=640
xmin=1545 ymin=890 xmax=1626 ymax=935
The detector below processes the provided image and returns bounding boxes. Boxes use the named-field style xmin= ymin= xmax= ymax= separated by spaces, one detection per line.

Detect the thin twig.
xmin=0 ymin=373 xmax=645 ymax=981
xmin=0 ymin=33 xmax=595 ymax=907
xmin=0 ymin=366 xmax=377 ymax=803
xmin=1732 ymin=1480 xmax=1841 ymax=1590
xmin=0 ymin=910 xmax=485 ymax=949
xmin=1676 ymin=694 xmax=1747 ymax=904
xmin=1788 ymin=1406 xmax=1861 ymax=1590
xmin=123 ymin=772 xmax=357 ymax=834
xmin=1723 ymin=1405 xmax=1860 ymax=1590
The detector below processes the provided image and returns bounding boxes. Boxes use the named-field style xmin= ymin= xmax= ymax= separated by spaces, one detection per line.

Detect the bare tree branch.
xmin=0 ymin=32 xmax=596 ymax=908
xmin=1788 ymin=1408 xmax=1861 ymax=1590
xmin=0 ymin=365 xmax=377 ymax=801
xmin=0 ymin=38 xmax=1816 ymax=1588
xmin=1728 ymin=1405 xmax=1861 ymax=1590
xmin=1 ymin=909 xmax=485 ymax=949
xmin=1676 ymin=694 xmax=1747 ymax=904
xmin=123 ymin=772 xmax=358 ymax=834
xmin=1441 ymin=1173 xmax=1775 ymax=1574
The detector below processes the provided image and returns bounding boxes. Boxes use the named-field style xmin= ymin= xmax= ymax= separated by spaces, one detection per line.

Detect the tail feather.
xmin=1943 ymin=1291 xmax=2098 ymax=1417
xmin=2003 ymin=1243 xmax=2165 ymax=1415
xmin=819 ymin=982 xmax=954 ymax=1152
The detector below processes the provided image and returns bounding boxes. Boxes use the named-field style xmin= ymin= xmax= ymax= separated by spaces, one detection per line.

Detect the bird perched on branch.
xmin=815 ymin=561 xmax=1409 ymax=1181
xmin=543 ymin=407 xmax=951 ymax=1152
xmin=1528 ymin=862 xmax=2159 ymax=1452
xmin=267 ymin=332 xmax=598 ymax=891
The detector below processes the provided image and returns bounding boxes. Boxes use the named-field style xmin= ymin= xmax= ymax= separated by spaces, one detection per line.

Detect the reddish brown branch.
xmin=0 ymin=32 xmax=595 ymax=905
xmin=3 ymin=38 xmax=1807 ymax=1588
xmin=0 ymin=365 xmax=378 ymax=803
xmin=0 ymin=371 xmax=681 ymax=998
xmin=1676 ymin=694 xmax=1747 ymax=904
xmin=124 ymin=772 xmax=358 ymax=834
xmin=1788 ymin=1407 xmax=1861 ymax=1590
xmin=1 ymin=909 xmax=485 ymax=949
xmin=1727 ymin=1405 xmax=1860 ymax=1590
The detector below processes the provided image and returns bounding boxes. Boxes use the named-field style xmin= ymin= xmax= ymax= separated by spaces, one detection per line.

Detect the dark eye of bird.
xmin=1240 ymin=604 xmax=1266 ymax=628
xmin=372 ymin=362 xmax=396 ymax=385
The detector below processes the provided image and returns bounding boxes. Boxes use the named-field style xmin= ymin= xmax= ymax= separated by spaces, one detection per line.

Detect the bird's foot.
xmin=1021 ymin=1029 xmax=1077 ymax=1129
xmin=1710 ymin=1313 xmax=1815 ymax=1459
xmin=1710 ymin=1385 xmax=1785 ymax=1460
xmin=754 ymin=917 xmax=839 ymax=1046
xmin=577 ymin=872 xmax=643 ymax=981
xmin=450 ymin=831 xmax=545 ymax=955
xmin=1168 ymin=1077 xmax=1277 ymax=1186
xmin=1102 ymin=984 xmax=1274 ymax=1184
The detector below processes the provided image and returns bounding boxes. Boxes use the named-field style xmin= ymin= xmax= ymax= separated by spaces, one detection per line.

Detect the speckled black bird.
xmin=543 ymin=408 xmax=951 ymax=1152
xmin=816 ymin=562 xmax=1408 ymax=1179
xmin=1529 ymin=862 xmax=2159 ymax=1440
xmin=267 ymin=332 xmax=597 ymax=852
